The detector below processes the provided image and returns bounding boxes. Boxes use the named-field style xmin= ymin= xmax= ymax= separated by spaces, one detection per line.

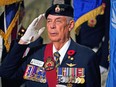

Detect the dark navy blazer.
xmin=0 ymin=39 xmax=101 ymax=87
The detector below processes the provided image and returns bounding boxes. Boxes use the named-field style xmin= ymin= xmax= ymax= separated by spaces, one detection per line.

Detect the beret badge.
xmin=55 ymin=5 xmax=61 ymax=13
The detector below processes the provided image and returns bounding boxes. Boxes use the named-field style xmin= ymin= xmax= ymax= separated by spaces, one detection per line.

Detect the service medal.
xmin=24 ymin=64 xmax=47 ymax=83
xmin=71 ymin=77 xmax=75 ymax=83
xmin=60 ymin=76 xmax=66 ymax=83
xmin=76 ymin=77 xmax=81 ymax=84
xmin=42 ymin=78 xmax=47 ymax=83
xmin=80 ymin=78 xmax=85 ymax=84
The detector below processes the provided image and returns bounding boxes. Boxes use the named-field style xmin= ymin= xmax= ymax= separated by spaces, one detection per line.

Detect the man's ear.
xmin=69 ymin=20 xmax=75 ymax=31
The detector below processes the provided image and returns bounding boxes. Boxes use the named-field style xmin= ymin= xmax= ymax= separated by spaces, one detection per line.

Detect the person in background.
xmin=0 ymin=4 xmax=101 ymax=87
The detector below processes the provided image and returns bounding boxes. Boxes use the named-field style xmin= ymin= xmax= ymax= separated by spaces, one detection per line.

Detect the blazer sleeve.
xmin=86 ymin=52 xmax=101 ymax=87
xmin=0 ymin=41 xmax=28 ymax=80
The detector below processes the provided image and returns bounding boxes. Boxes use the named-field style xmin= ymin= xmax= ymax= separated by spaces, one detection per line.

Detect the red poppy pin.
xmin=67 ymin=50 xmax=75 ymax=56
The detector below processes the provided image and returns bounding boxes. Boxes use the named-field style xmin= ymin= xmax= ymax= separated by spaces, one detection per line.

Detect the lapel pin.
xmin=66 ymin=63 xmax=76 ymax=67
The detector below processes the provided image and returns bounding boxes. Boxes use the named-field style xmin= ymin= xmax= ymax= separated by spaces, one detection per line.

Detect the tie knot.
xmin=54 ymin=52 xmax=60 ymax=58
xmin=54 ymin=52 xmax=60 ymax=67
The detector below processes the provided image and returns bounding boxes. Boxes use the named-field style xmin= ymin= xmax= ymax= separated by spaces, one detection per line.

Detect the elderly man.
xmin=0 ymin=4 xmax=101 ymax=87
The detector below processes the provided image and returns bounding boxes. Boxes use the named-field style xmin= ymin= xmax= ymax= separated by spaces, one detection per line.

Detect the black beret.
xmin=45 ymin=4 xmax=74 ymax=18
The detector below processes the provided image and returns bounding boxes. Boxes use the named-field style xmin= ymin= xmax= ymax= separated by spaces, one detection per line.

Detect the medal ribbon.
xmin=44 ymin=43 xmax=57 ymax=87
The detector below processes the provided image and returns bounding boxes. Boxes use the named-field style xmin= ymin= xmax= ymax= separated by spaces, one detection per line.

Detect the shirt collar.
xmin=53 ymin=38 xmax=71 ymax=63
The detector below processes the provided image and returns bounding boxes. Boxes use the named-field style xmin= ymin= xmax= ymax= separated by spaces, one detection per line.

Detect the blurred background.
xmin=21 ymin=0 xmax=53 ymax=43
xmin=0 ymin=0 xmax=110 ymax=87
xmin=0 ymin=0 xmax=53 ymax=44
xmin=0 ymin=0 xmax=75 ymax=44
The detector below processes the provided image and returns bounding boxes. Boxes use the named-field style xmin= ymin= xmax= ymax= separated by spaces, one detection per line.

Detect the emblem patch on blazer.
xmin=44 ymin=57 xmax=55 ymax=71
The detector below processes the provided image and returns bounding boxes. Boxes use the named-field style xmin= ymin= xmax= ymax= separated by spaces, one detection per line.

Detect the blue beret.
xmin=45 ymin=4 xmax=74 ymax=18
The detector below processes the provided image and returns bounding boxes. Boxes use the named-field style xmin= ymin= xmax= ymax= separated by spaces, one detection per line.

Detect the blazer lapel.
xmin=60 ymin=39 xmax=78 ymax=67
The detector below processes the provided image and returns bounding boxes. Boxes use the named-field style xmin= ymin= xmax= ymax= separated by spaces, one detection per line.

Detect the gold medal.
xmin=43 ymin=79 xmax=47 ymax=83
xmin=80 ymin=78 xmax=85 ymax=84
xmin=41 ymin=78 xmax=46 ymax=83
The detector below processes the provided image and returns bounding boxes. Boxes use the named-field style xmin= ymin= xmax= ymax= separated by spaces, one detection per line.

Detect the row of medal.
xmin=23 ymin=64 xmax=85 ymax=84
xmin=57 ymin=68 xmax=85 ymax=84
xmin=23 ymin=64 xmax=47 ymax=83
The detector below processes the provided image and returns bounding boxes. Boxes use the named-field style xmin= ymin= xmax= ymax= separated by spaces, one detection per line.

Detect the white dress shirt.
xmin=53 ymin=38 xmax=71 ymax=64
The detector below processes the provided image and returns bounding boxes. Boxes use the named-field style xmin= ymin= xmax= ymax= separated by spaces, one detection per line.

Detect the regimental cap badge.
xmin=55 ymin=5 xmax=61 ymax=13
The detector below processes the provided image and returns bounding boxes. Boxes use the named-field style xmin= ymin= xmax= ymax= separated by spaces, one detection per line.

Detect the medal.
xmin=80 ymin=78 xmax=85 ymax=84
xmin=60 ymin=76 xmax=66 ymax=83
xmin=65 ymin=76 xmax=69 ymax=83
xmin=75 ymin=77 xmax=81 ymax=84
xmin=23 ymin=64 xmax=47 ymax=83
xmin=71 ymin=77 xmax=75 ymax=83
xmin=42 ymin=78 xmax=47 ymax=83
xmin=55 ymin=67 xmax=85 ymax=84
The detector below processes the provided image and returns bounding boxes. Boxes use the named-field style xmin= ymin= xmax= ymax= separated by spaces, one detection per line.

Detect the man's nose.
xmin=50 ymin=22 xmax=56 ymax=29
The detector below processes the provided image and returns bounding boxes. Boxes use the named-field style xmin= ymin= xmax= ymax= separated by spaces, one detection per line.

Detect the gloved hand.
xmin=21 ymin=13 xmax=45 ymax=44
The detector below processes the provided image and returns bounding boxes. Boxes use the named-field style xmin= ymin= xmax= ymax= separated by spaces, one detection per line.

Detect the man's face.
xmin=46 ymin=14 xmax=71 ymax=43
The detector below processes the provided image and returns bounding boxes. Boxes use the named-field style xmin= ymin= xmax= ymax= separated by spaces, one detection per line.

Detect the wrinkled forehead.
xmin=47 ymin=14 xmax=66 ymax=19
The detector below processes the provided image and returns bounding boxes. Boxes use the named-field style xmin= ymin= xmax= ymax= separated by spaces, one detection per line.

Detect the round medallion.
xmin=80 ymin=78 xmax=85 ymax=84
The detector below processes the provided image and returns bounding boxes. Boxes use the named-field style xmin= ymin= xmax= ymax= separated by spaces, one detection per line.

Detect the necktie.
xmin=54 ymin=52 xmax=60 ymax=67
